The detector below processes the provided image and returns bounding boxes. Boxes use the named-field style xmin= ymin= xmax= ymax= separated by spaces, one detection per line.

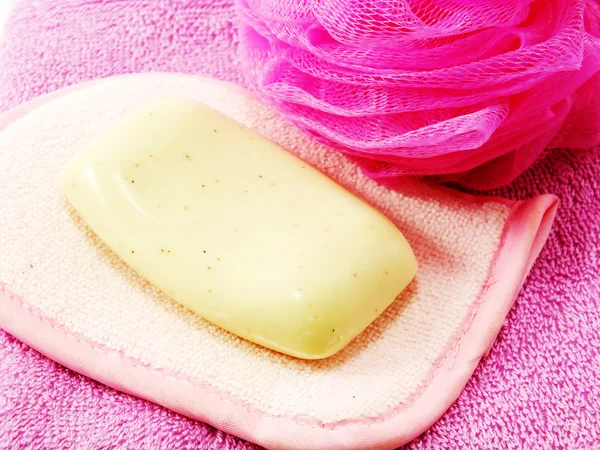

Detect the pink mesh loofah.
xmin=237 ymin=0 xmax=600 ymax=188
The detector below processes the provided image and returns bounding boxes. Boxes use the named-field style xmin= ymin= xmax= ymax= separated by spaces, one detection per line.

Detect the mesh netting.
xmin=237 ymin=0 xmax=600 ymax=188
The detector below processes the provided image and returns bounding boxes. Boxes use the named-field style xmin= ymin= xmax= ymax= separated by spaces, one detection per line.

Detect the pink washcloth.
xmin=0 ymin=71 xmax=557 ymax=449
xmin=0 ymin=1 xmax=598 ymax=449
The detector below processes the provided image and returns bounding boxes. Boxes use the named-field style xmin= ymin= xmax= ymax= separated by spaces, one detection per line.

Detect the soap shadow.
xmin=63 ymin=201 xmax=202 ymax=321
xmin=63 ymin=199 xmax=437 ymax=372
xmin=294 ymin=280 xmax=420 ymax=371
xmin=284 ymin=178 xmax=464 ymax=369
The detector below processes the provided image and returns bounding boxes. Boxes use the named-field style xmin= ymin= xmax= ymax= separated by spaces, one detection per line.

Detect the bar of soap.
xmin=60 ymin=98 xmax=417 ymax=359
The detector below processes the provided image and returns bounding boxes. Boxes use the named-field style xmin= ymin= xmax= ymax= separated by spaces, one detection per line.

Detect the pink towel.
xmin=0 ymin=1 xmax=598 ymax=449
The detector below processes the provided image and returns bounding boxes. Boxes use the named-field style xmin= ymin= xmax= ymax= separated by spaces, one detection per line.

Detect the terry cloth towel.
xmin=0 ymin=1 xmax=596 ymax=449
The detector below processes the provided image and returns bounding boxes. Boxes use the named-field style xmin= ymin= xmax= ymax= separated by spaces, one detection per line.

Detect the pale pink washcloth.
xmin=0 ymin=71 xmax=556 ymax=450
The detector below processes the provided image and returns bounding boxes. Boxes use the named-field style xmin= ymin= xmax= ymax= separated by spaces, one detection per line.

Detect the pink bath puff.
xmin=238 ymin=0 xmax=600 ymax=188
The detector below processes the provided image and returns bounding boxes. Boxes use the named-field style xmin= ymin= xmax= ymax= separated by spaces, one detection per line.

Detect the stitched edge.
xmin=446 ymin=204 xmax=516 ymax=368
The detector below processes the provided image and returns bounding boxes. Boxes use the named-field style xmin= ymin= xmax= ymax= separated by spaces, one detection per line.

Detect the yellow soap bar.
xmin=60 ymin=98 xmax=417 ymax=359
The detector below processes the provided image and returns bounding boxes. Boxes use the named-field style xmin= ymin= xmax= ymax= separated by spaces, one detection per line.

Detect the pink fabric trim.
xmin=0 ymin=77 xmax=559 ymax=450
